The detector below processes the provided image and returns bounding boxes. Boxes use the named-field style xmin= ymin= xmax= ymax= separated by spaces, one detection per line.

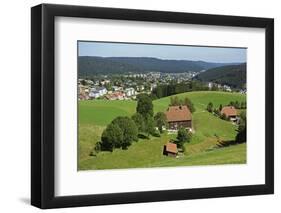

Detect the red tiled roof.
xmin=165 ymin=142 xmax=178 ymax=154
xmin=221 ymin=106 xmax=237 ymax=117
xmin=165 ymin=105 xmax=192 ymax=122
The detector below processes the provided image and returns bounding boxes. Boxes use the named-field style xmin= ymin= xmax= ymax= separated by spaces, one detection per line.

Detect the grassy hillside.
xmin=78 ymin=91 xmax=246 ymax=170
xmin=194 ymin=63 xmax=246 ymax=89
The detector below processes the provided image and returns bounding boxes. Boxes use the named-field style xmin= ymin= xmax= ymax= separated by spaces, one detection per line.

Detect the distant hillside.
xmin=194 ymin=63 xmax=246 ymax=89
xmin=78 ymin=56 xmax=237 ymax=76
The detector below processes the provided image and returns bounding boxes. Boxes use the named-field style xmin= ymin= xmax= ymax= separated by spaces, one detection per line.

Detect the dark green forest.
xmin=194 ymin=63 xmax=246 ymax=89
xmin=78 ymin=56 xmax=238 ymax=76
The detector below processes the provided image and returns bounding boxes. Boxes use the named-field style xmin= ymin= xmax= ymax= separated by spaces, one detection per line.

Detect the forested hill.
xmin=78 ymin=56 xmax=238 ymax=76
xmin=193 ymin=63 xmax=246 ymax=89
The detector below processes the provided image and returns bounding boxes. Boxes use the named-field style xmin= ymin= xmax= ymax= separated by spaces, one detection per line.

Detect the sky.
xmin=78 ymin=41 xmax=247 ymax=63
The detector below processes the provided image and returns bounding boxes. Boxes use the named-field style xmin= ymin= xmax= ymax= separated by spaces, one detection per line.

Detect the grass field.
xmin=78 ymin=91 xmax=246 ymax=170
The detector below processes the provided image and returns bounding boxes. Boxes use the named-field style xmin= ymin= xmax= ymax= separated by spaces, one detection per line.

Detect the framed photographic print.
xmin=31 ymin=3 xmax=274 ymax=209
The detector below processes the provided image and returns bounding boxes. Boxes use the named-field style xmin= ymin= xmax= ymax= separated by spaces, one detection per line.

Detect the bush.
xmin=100 ymin=116 xmax=139 ymax=151
xmin=101 ymin=123 xmax=123 ymax=151
xmin=213 ymin=108 xmax=220 ymax=116
xmin=136 ymin=93 xmax=153 ymax=117
xmin=177 ymin=127 xmax=191 ymax=144
xmin=220 ymin=113 xmax=227 ymax=120
xmin=236 ymin=111 xmax=246 ymax=143
xmin=112 ymin=116 xmax=138 ymax=149
xmin=206 ymin=102 xmax=213 ymax=113
xmin=152 ymin=129 xmax=161 ymax=137
xmin=154 ymin=112 xmax=167 ymax=133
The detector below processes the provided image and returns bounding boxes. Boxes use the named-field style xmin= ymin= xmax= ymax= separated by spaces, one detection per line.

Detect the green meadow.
xmin=78 ymin=91 xmax=246 ymax=170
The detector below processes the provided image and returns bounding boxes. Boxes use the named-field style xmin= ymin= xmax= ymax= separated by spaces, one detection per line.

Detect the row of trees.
xmin=170 ymin=96 xmax=195 ymax=113
xmin=228 ymin=101 xmax=247 ymax=109
xmin=95 ymin=94 xmax=168 ymax=152
xmin=206 ymin=102 xmax=231 ymax=121
xmin=206 ymin=101 xmax=247 ymax=121
xmin=207 ymin=101 xmax=247 ymax=113
xmin=151 ymin=81 xmax=209 ymax=99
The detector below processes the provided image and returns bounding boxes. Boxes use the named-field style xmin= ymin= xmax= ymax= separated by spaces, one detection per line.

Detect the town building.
xmin=112 ymin=86 xmax=123 ymax=91
xmin=150 ymin=83 xmax=157 ymax=91
xmin=78 ymin=85 xmax=89 ymax=100
xmin=221 ymin=106 xmax=238 ymax=121
xmin=223 ymin=85 xmax=232 ymax=92
xmin=124 ymin=87 xmax=135 ymax=97
xmin=105 ymin=92 xmax=125 ymax=100
xmin=165 ymin=105 xmax=192 ymax=130
xmin=163 ymin=142 xmax=178 ymax=157
xmin=89 ymin=86 xmax=107 ymax=99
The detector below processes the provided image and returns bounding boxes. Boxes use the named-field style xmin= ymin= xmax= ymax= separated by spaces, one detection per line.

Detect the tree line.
xmin=206 ymin=100 xmax=246 ymax=120
xmin=151 ymin=81 xmax=209 ymax=99
xmin=170 ymin=96 xmax=195 ymax=113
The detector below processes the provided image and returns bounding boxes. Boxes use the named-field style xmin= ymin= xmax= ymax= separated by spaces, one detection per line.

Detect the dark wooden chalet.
xmin=163 ymin=142 xmax=178 ymax=157
xmin=165 ymin=105 xmax=192 ymax=130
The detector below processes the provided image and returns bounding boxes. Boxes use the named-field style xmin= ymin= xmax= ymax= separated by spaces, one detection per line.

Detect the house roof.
xmin=221 ymin=106 xmax=237 ymax=117
xmin=165 ymin=142 xmax=178 ymax=154
xmin=165 ymin=105 xmax=192 ymax=122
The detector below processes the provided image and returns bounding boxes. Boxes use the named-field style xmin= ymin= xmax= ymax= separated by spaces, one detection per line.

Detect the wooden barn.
xmin=165 ymin=105 xmax=192 ymax=130
xmin=163 ymin=142 xmax=178 ymax=157
xmin=221 ymin=106 xmax=238 ymax=121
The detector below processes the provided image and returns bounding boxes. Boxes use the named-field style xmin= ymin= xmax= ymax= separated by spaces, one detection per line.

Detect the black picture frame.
xmin=31 ymin=3 xmax=274 ymax=209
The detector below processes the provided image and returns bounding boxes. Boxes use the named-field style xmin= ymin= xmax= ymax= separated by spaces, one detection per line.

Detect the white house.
xmin=112 ymin=86 xmax=123 ymax=91
xmin=223 ymin=85 xmax=232 ymax=92
xmin=208 ymin=82 xmax=213 ymax=89
xmin=125 ymin=87 xmax=135 ymax=97
xmin=150 ymin=83 xmax=157 ymax=91
xmin=89 ymin=86 xmax=107 ymax=99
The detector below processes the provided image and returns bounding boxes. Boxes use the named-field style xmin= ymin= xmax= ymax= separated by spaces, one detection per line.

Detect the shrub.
xmin=101 ymin=123 xmax=123 ymax=151
xmin=206 ymin=102 xmax=213 ymax=113
xmin=112 ymin=116 xmax=139 ymax=149
xmin=154 ymin=112 xmax=167 ymax=133
xmin=177 ymin=128 xmax=191 ymax=144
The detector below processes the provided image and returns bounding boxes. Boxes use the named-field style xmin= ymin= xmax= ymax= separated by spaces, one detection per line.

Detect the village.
xmin=78 ymin=72 xmax=246 ymax=101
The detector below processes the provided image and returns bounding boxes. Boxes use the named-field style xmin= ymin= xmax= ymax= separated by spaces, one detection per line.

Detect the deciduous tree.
xmin=154 ymin=112 xmax=167 ymax=133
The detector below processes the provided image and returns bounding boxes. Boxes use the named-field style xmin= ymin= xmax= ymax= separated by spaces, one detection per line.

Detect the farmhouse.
xmin=221 ymin=106 xmax=237 ymax=121
xmin=163 ymin=142 xmax=178 ymax=157
xmin=165 ymin=105 xmax=192 ymax=130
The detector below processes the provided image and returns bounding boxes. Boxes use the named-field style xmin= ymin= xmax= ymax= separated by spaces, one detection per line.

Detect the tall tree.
xmin=136 ymin=94 xmax=154 ymax=118
xmin=132 ymin=113 xmax=145 ymax=133
xmin=143 ymin=115 xmax=156 ymax=137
